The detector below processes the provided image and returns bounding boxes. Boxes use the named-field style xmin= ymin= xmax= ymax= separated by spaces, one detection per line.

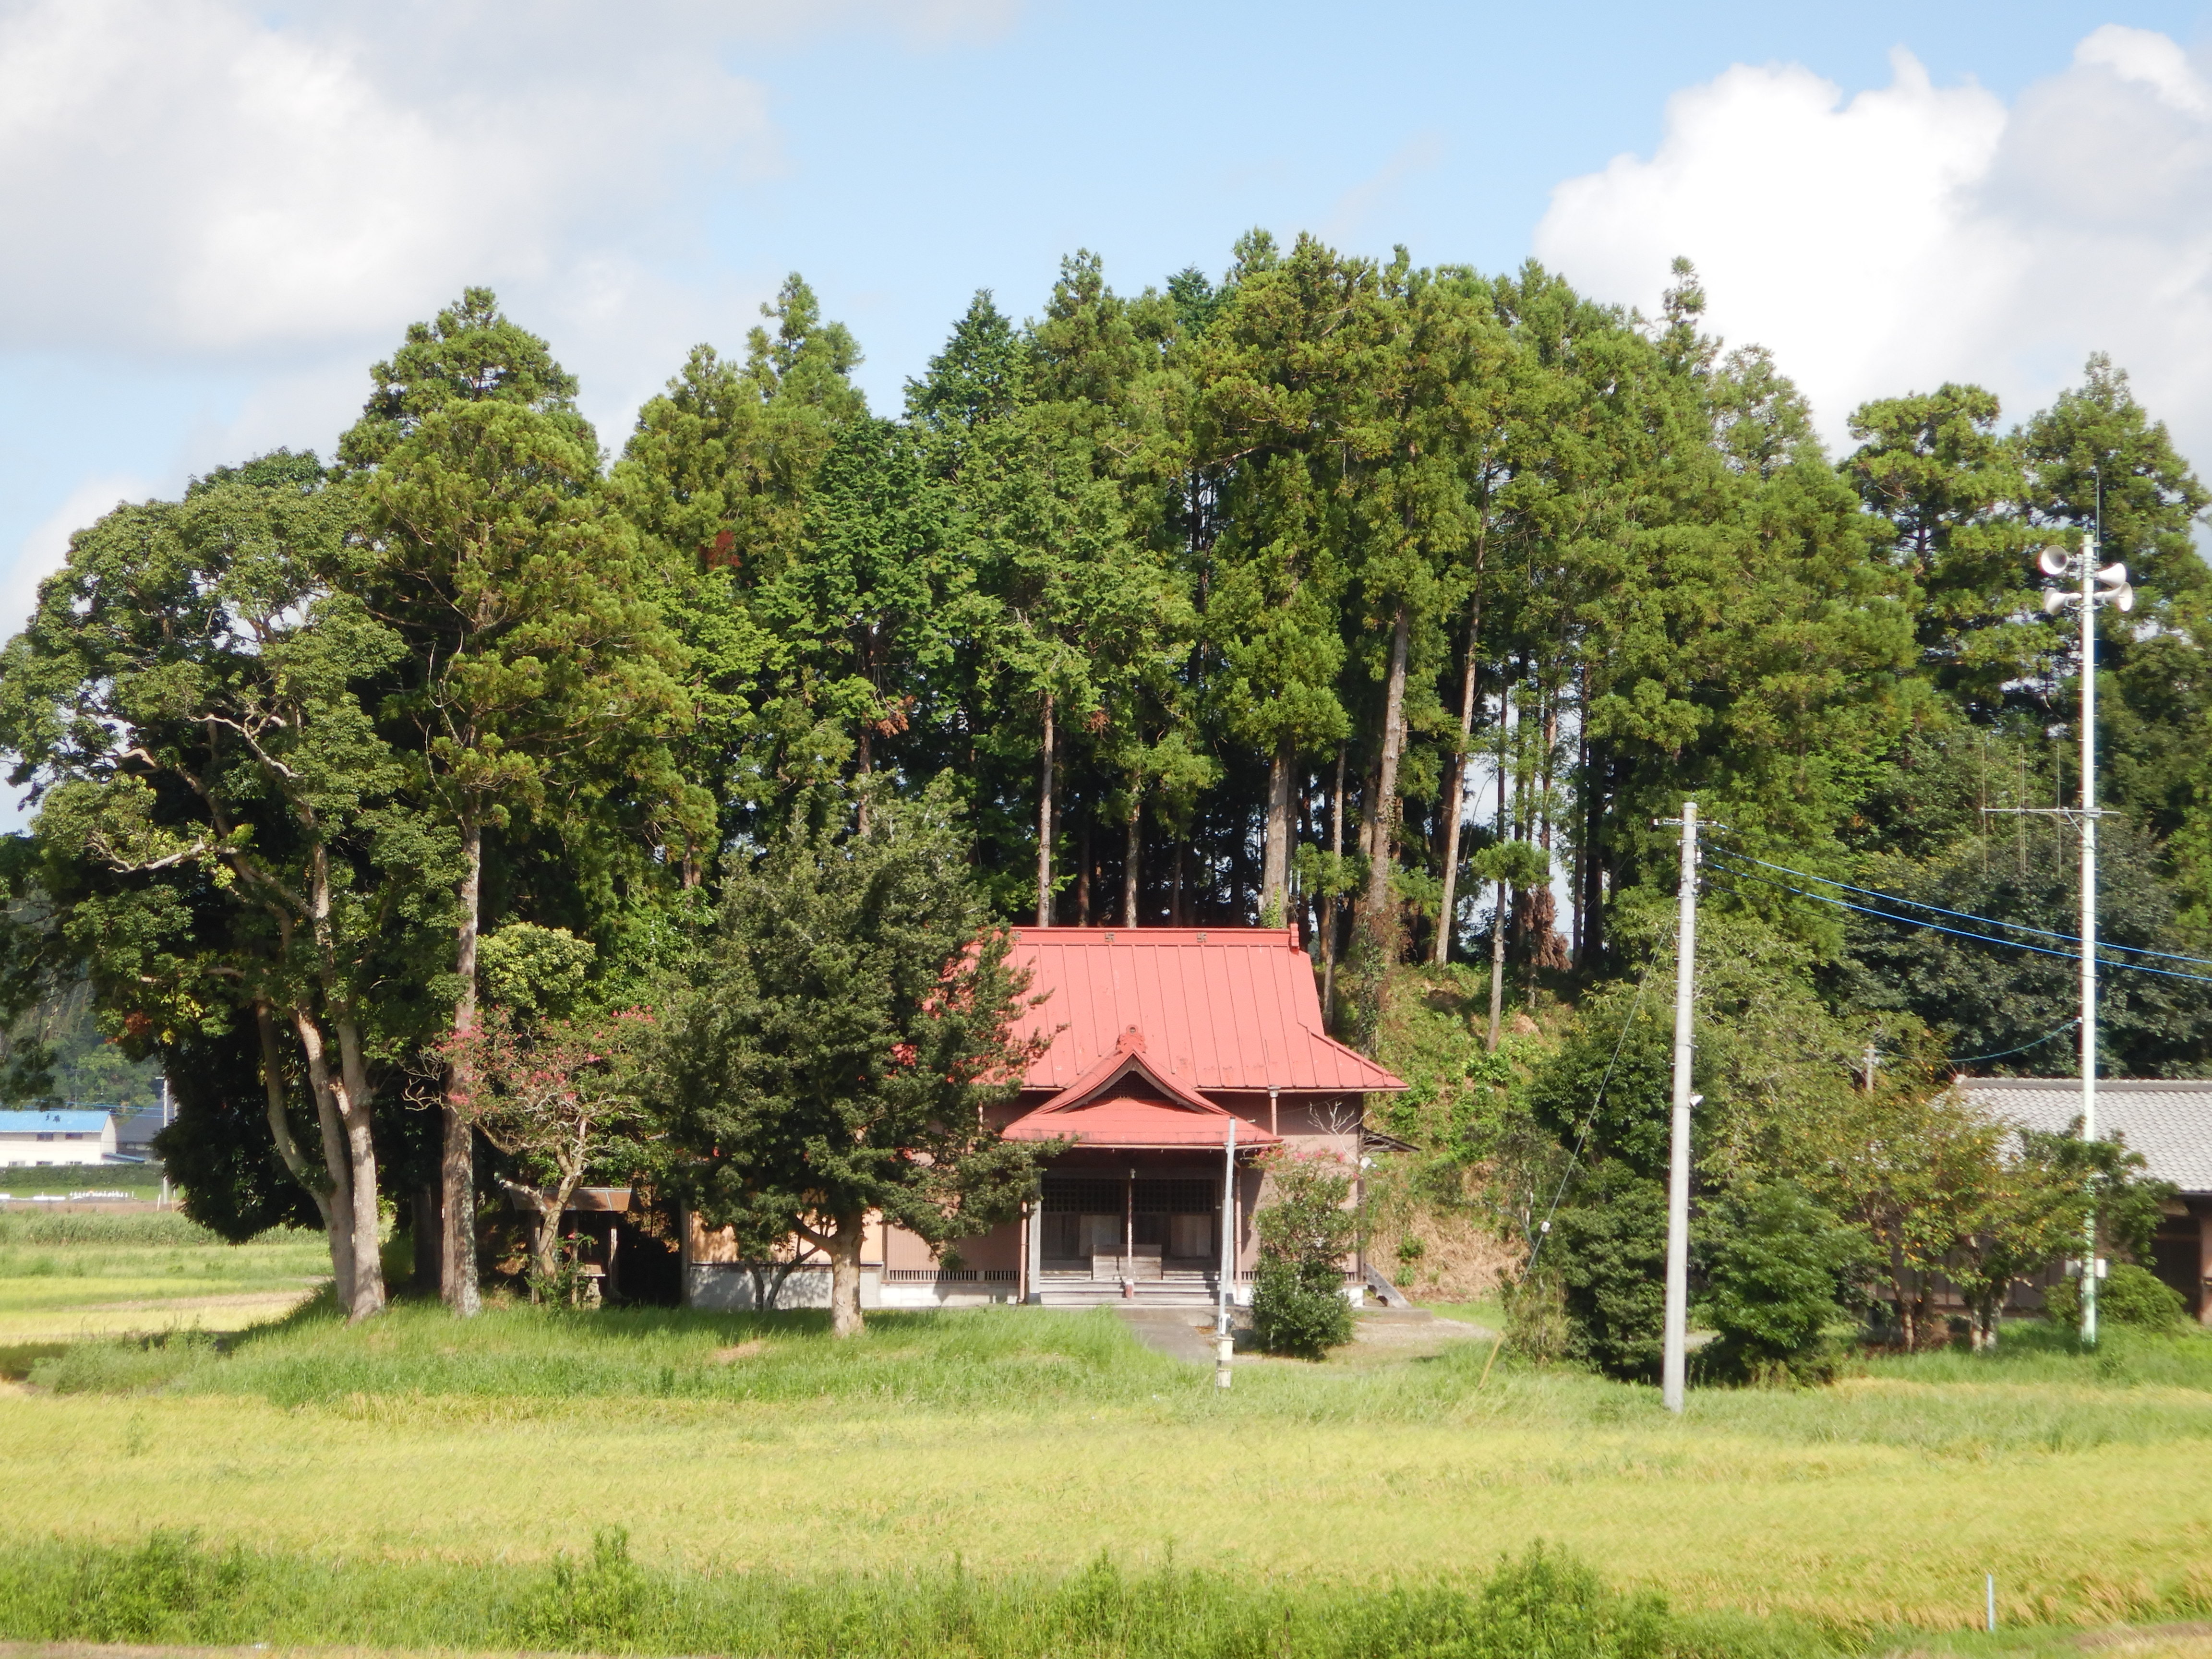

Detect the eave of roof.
xmin=1002 ymin=1097 xmax=1282 ymax=1150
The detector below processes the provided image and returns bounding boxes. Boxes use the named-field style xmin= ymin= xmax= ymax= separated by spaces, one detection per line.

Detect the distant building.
xmin=0 ymin=1109 xmax=119 ymax=1166
xmin=114 ymin=1106 xmax=168 ymax=1160
xmin=1953 ymin=1077 xmax=2212 ymax=1324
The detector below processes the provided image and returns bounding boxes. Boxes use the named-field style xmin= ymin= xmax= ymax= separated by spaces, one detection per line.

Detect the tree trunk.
xmin=1434 ymin=594 xmax=1483 ymax=965
xmin=854 ymin=727 xmax=873 ymax=837
xmin=1486 ymin=689 xmax=1514 ymax=1051
xmin=411 ymin=1185 xmax=443 ymax=1295
xmin=828 ymin=1211 xmax=866 ymax=1337
xmin=1076 ymin=809 xmax=1092 ymax=926
xmin=1487 ymin=881 xmax=1511 ymax=1052
xmin=1579 ymin=734 xmax=1605 ymax=969
xmin=255 ymin=1003 xmax=349 ymax=1309
xmin=1361 ymin=604 xmax=1412 ymax=924
xmin=1322 ymin=743 xmax=1346 ymax=1024
xmin=330 ymin=1014 xmax=387 ymax=1319
xmin=1262 ymin=741 xmax=1293 ymax=924
xmin=1122 ymin=799 xmax=1141 ymax=928
xmin=1571 ymin=666 xmax=1589 ymax=966
xmin=287 ymin=1008 xmax=384 ymax=1320
xmin=443 ymin=812 xmax=483 ymax=1317
xmin=1035 ymin=693 xmax=1055 ymax=927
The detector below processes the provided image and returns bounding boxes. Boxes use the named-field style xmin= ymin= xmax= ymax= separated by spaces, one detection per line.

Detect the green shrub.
xmin=1550 ymin=1162 xmax=1666 ymax=1382
xmin=2046 ymin=1262 xmax=2189 ymax=1330
xmin=1250 ymin=1149 xmax=1358 ymax=1358
xmin=1250 ymin=1256 xmax=1352 ymax=1358
xmin=1696 ymin=1182 xmax=1869 ymax=1383
xmin=521 ymin=1527 xmax=651 ymax=1648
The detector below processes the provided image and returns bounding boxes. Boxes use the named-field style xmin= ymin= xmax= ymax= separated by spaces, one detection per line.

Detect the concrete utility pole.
xmin=2038 ymin=529 xmax=2132 ymax=1348
xmin=1215 ymin=1115 xmax=1237 ymax=1388
xmin=1660 ymin=801 xmax=1699 ymax=1414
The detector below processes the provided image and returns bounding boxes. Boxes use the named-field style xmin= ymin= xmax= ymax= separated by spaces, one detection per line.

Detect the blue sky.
xmin=3 ymin=0 xmax=2211 ymax=657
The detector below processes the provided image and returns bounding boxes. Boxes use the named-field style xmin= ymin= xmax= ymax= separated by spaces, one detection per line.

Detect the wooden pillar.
xmin=1124 ymin=1167 xmax=1135 ymax=1279
xmin=2198 ymin=1202 xmax=2212 ymax=1327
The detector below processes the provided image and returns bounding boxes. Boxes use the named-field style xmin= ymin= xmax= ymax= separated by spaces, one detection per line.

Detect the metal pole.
xmin=1663 ymin=800 xmax=1697 ymax=1414
xmin=2079 ymin=530 xmax=2100 ymax=1349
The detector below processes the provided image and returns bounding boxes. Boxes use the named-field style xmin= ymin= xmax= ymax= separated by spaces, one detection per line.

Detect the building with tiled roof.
xmin=1952 ymin=1077 xmax=2212 ymax=1322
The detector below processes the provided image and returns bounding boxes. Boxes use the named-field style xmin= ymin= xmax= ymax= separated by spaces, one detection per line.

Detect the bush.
xmin=1250 ymin=1150 xmax=1358 ymax=1358
xmin=2046 ymin=1262 xmax=2189 ymax=1330
xmin=1549 ymin=1162 xmax=1666 ymax=1382
xmin=1250 ymin=1256 xmax=1352 ymax=1358
xmin=1696 ymin=1182 xmax=1869 ymax=1383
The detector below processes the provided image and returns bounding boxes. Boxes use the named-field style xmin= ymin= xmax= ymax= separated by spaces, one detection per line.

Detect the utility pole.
xmin=1215 ymin=1114 xmax=1237 ymax=1389
xmin=2036 ymin=530 xmax=2132 ymax=1347
xmin=1658 ymin=800 xmax=1700 ymax=1414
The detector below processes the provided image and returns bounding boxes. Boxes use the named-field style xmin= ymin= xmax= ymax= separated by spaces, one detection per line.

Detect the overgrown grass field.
xmin=0 ymin=1209 xmax=327 ymax=1345
xmin=5 ymin=1226 xmax=2212 ymax=1654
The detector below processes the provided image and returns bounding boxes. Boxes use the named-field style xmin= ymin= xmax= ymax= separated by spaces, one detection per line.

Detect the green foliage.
xmin=646 ymin=780 xmax=1044 ymax=1328
xmin=478 ymin=924 xmax=597 ymax=1020
xmin=1250 ymin=1149 xmax=1358 ymax=1358
xmin=1695 ymin=1182 xmax=1870 ymax=1382
xmin=2045 ymin=1262 xmax=2189 ymax=1330
xmin=0 ymin=1532 xmax=1731 ymax=1659
xmin=1548 ymin=1161 xmax=1667 ymax=1382
xmin=1251 ymin=1255 xmax=1353 ymax=1360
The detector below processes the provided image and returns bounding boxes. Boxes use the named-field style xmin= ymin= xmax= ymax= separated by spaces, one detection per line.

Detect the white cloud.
xmin=0 ymin=469 xmax=145 ymax=642
xmin=0 ymin=0 xmax=776 ymax=359
xmin=1534 ymin=32 xmax=2212 ymax=471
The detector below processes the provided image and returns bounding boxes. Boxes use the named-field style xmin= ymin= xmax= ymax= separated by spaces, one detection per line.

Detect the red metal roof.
xmin=1005 ymin=927 xmax=1405 ymax=1095
xmin=1037 ymin=1028 xmax=1222 ymax=1115
xmin=1003 ymin=1097 xmax=1282 ymax=1149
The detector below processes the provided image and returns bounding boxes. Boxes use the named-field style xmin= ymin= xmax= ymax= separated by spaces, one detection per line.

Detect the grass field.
xmin=0 ymin=1159 xmax=165 ymax=1192
xmin=4 ymin=1227 xmax=2212 ymax=1656
xmin=0 ymin=1209 xmax=327 ymax=1346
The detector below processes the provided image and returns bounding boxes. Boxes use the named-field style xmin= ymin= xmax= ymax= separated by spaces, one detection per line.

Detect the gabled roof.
xmin=1952 ymin=1077 xmax=2212 ymax=1195
xmin=1006 ymin=926 xmax=1404 ymax=1095
xmin=1004 ymin=1033 xmax=1283 ymax=1150
xmin=1036 ymin=1027 xmax=1224 ymax=1116
xmin=0 ymin=1110 xmax=110 ymax=1134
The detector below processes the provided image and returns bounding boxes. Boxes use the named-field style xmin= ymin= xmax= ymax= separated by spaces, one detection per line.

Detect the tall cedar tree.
xmin=346 ymin=290 xmax=690 ymax=1313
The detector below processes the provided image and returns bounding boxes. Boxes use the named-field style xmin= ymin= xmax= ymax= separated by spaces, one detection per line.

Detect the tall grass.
xmin=0 ymin=1529 xmax=1820 ymax=1658
xmin=0 ymin=1209 xmax=221 ymax=1247
xmin=33 ymin=1299 xmax=2212 ymax=1461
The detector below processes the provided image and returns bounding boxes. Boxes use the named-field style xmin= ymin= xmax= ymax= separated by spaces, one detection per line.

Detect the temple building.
xmin=684 ymin=925 xmax=1406 ymax=1310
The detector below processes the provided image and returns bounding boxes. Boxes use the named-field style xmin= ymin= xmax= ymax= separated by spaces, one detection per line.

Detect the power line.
xmin=1710 ymin=846 xmax=2212 ymax=970
xmin=1707 ymin=865 xmax=2212 ymax=987
xmin=1948 ymin=1016 xmax=2082 ymax=1067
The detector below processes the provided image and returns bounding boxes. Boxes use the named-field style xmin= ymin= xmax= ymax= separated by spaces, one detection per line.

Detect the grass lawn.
xmin=4 ymin=1228 xmax=2212 ymax=1655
